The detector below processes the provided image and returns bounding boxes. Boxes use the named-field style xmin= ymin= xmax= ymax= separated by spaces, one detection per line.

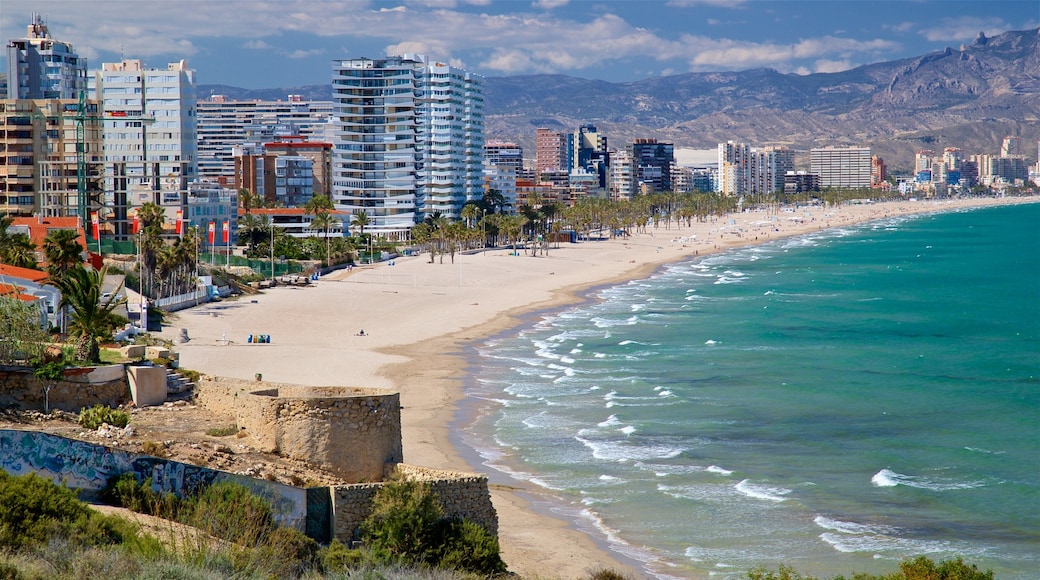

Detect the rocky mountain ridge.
xmin=199 ymin=28 xmax=1040 ymax=173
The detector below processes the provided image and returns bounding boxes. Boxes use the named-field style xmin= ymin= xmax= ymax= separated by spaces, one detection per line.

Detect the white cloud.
xmin=684 ymin=35 xmax=900 ymax=72
xmin=285 ymin=48 xmax=326 ymax=59
xmin=884 ymin=21 xmax=915 ymax=33
xmin=666 ymin=0 xmax=748 ymax=7
xmin=813 ymin=59 xmax=853 ymax=73
xmin=244 ymin=40 xmax=271 ymax=50
xmin=918 ymin=16 xmax=1011 ymax=43
xmin=532 ymin=0 xmax=569 ymax=9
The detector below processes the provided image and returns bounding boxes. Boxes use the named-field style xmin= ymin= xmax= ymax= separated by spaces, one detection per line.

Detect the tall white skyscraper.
xmin=331 ymin=55 xmax=484 ymax=238
xmin=90 ymin=59 xmax=197 ymax=239
xmin=810 ymin=146 xmax=872 ymax=189
xmin=5 ymin=13 xmax=86 ymax=100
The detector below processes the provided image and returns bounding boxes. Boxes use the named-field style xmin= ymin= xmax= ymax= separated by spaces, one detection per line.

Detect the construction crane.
xmin=74 ymin=90 xmax=102 ymax=225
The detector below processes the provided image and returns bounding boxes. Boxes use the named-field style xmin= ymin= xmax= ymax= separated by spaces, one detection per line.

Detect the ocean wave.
xmin=871 ymin=469 xmax=988 ymax=491
xmin=814 ymin=516 xmax=898 ymax=536
xmin=735 ymin=479 xmax=792 ymax=502
xmin=964 ymin=446 xmax=1006 ymax=455
xmin=576 ymin=435 xmax=684 ymax=462
xmin=818 ymin=531 xmax=955 ymax=556
xmin=706 ymin=465 xmax=734 ymax=476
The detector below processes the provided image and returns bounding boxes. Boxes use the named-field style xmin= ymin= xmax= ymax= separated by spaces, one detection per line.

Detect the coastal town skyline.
xmin=2 ymin=0 xmax=1037 ymax=88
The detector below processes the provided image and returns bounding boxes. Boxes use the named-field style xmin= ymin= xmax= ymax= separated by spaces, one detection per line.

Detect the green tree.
xmin=0 ymin=214 xmax=38 ymax=269
xmin=0 ymin=295 xmax=49 ymax=364
xmin=42 ymin=228 xmax=84 ymax=282
xmin=50 ymin=265 xmax=125 ymax=363
xmin=351 ymin=210 xmax=371 ymax=238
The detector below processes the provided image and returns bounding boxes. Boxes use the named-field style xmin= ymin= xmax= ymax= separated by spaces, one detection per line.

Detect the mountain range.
xmin=200 ymin=27 xmax=1040 ymax=173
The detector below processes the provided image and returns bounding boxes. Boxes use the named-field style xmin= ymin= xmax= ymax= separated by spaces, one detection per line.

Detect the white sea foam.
xmin=964 ymin=446 xmax=1006 ymax=455
xmin=814 ymin=516 xmax=898 ymax=536
xmin=576 ymin=435 xmax=684 ymax=462
xmin=735 ymin=479 xmax=791 ymax=502
xmin=704 ymin=339 xmax=718 ymax=345
xmin=871 ymin=469 xmax=988 ymax=491
xmin=620 ymin=425 xmax=636 ymax=435
xmin=706 ymin=465 xmax=733 ymax=476
xmin=597 ymin=414 xmax=621 ymax=427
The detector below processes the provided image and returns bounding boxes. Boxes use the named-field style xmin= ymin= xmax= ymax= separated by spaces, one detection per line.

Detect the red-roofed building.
xmin=0 ymin=265 xmax=59 ymax=329
xmin=0 ymin=263 xmax=49 ymax=284
xmin=7 ymin=215 xmax=89 ymax=267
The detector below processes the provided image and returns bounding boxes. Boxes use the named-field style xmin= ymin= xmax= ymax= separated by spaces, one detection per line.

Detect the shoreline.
xmin=161 ymin=195 xmax=1039 ymax=579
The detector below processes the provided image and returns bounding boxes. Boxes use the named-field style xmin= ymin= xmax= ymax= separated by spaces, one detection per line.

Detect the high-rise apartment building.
xmin=536 ymin=128 xmax=568 ymax=176
xmin=196 ymin=95 xmax=333 ymax=182
xmin=608 ymin=148 xmax=634 ymax=201
xmin=484 ymin=141 xmax=522 ymax=211
xmin=6 ymin=13 xmax=86 ymax=100
xmin=810 ymin=146 xmax=872 ymax=189
xmin=0 ymin=98 xmax=104 ymax=217
xmin=90 ymin=59 xmax=197 ymax=239
xmin=631 ymin=138 xmax=674 ymax=194
xmin=570 ymin=124 xmax=609 ymax=188
xmin=331 ymin=55 xmax=484 ymax=237
xmin=718 ymin=141 xmax=787 ymax=196
xmin=1000 ymin=136 xmax=1021 ymax=157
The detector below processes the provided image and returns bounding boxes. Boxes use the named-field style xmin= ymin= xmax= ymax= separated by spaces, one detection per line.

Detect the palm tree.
xmin=0 ymin=213 xmax=38 ymax=269
xmin=136 ymin=203 xmax=167 ymax=298
xmin=51 ymin=266 xmax=124 ymax=363
xmin=43 ymin=229 xmax=85 ymax=282
xmin=351 ymin=210 xmax=371 ymax=238
xmin=310 ymin=211 xmax=341 ymax=267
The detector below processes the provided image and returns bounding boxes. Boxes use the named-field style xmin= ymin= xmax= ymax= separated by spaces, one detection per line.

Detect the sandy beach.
xmin=157 ymin=195 xmax=1036 ymax=579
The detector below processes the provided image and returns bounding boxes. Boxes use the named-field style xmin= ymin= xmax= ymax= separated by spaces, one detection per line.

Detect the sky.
xmin=2 ymin=0 xmax=1037 ymax=88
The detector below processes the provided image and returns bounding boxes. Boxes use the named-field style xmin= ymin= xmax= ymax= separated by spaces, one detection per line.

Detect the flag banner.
xmin=176 ymin=210 xmax=184 ymax=235
xmin=90 ymin=212 xmax=99 ymax=240
xmin=222 ymin=220 xmax=230 ymax=243
xmin=132 ymin=214 xmax=139 ymax=235
xmin=208 ymin=221 xmax=215 ymax=245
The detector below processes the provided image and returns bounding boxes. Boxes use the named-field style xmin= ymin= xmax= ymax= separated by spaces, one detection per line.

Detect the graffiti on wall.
xmin=0 ymin=430 xmax=309 ymax=531
xmin=0 ymin=430 xmax=133 ymax=490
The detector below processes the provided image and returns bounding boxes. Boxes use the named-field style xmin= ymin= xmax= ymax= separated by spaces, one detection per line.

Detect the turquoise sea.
xmin=461 ymin=202 xmax=1040 ymax=579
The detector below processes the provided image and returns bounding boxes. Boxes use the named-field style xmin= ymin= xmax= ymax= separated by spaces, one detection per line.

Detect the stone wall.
xmin=194 ymin=377 xmax=403 ymax=482
xmin=0 ymin=364 xmax=129 ymax=412
xmin=331 ymin=464 xmax=498 ymax=543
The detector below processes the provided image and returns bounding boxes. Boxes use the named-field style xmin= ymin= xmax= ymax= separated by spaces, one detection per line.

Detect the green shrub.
xmin=0 ymin=471 xmax=160 ymax=556
xmin=78 ymin=405 xmax=130 ymax=430
xmin=320 ymin=539 xmax=366 ymax=573
xmin=429 ymin=517 xmax=506 ymax=575
xmin=180 ymin=481 xmax=276 ymax=544
xmin=360 ymin=475 xmax=506 ymax=575
xmin=749 ymin=557 xmax=995 ymax=580
xmin=140 ymin=441 xmax=167 ymax=457
xmin=205 ymin=425 xmax=239 ymax=437
xmin=361 ymin=476 xmax=443 ymax=566
xmin=586 ymin=568 xmax=631 ymax=580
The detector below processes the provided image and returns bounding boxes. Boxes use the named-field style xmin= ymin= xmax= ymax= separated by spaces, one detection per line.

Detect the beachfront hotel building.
xmin=331 ymin=55 xmax=484 ymax=238
xmin=809 ymin=146 xmax=872 ymax=189
xmin=89 ymin=58 xmax=197 ymax=239
xmin=196 ymin=95 xmax=333 ymax=183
